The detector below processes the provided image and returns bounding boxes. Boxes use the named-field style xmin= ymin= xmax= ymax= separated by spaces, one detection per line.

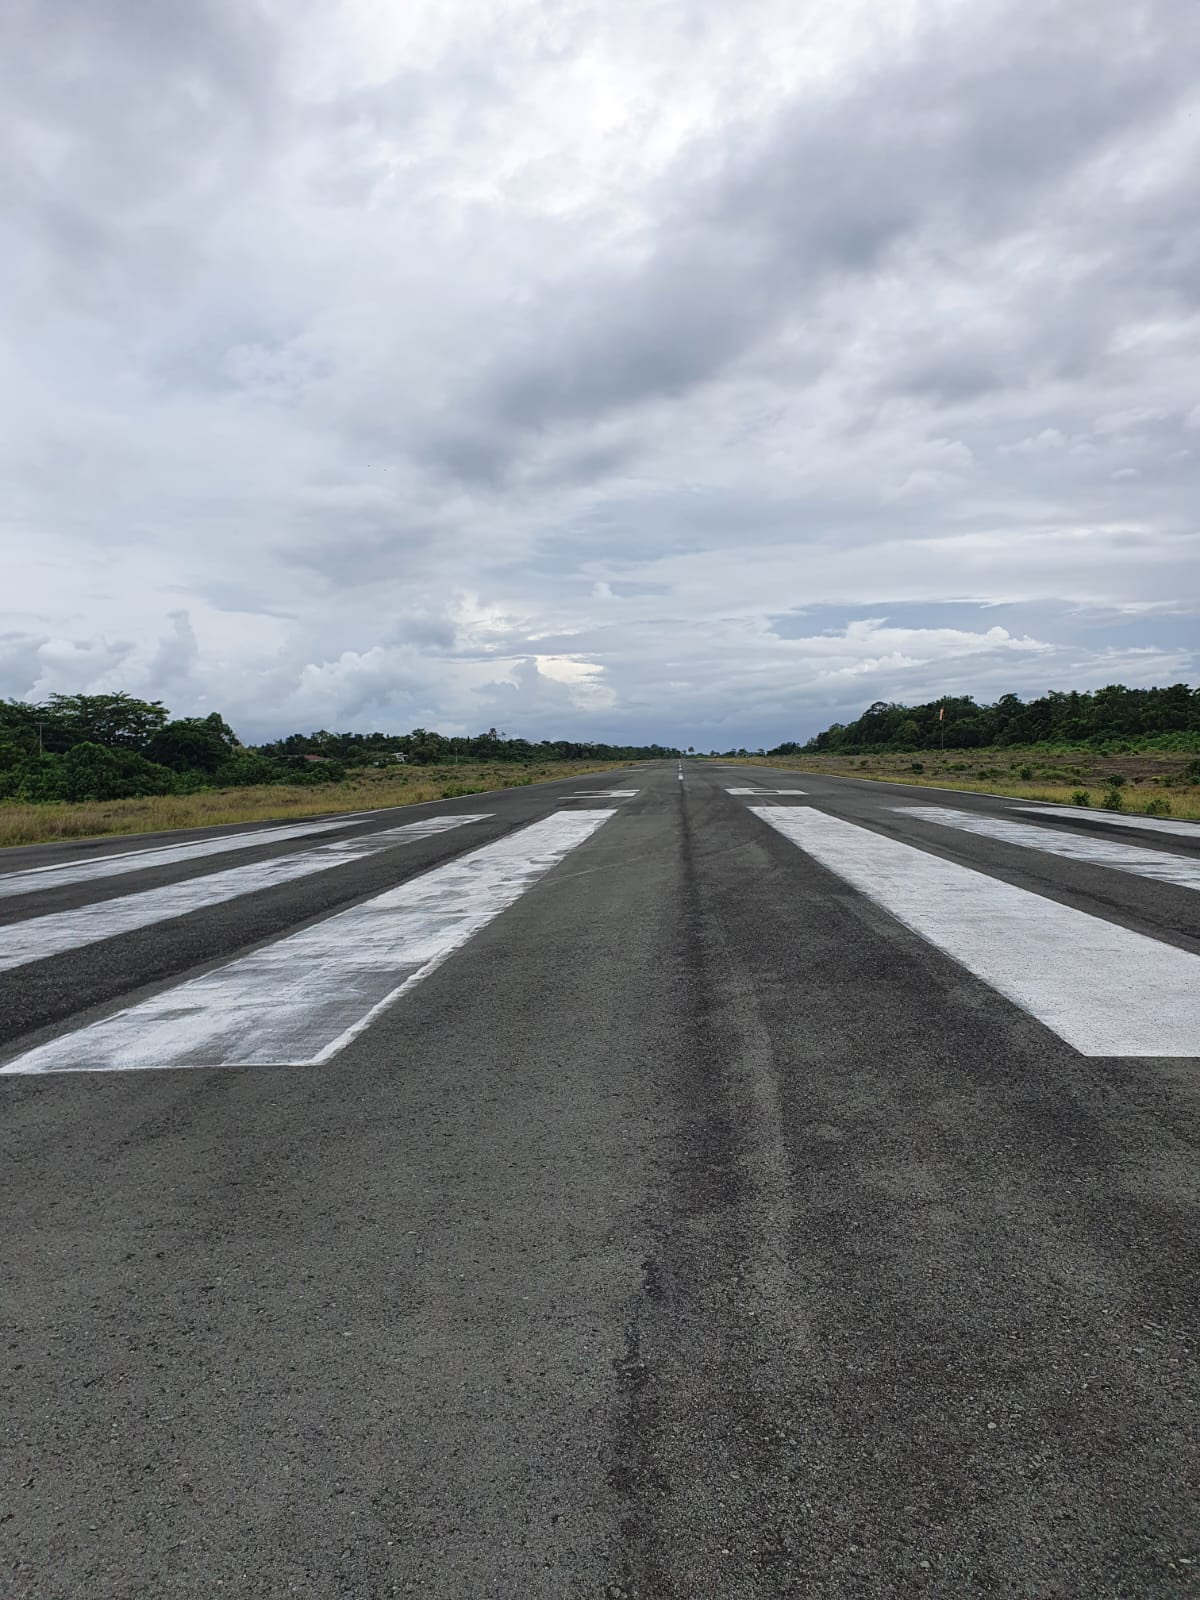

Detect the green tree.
xmin=41 ymin=692 xmax=169 ymax=752
xmin=147 ymin=713 xmax=238 ymax=773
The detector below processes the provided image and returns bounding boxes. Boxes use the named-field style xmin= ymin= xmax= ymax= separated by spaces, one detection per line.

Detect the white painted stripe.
xmin=726 ymin=787 xmax=806 ymax=795
xmin=752 ymin=806 xmax=1200 ymax=1057
xmin=1017 ymin=805 xmax=1200 ymax=839
xmin=0 ymin=815 xmax=381 ymax=901
xmin=0 ymin=816 xmax=488 ymax=974
xmin=726 ymin=788 xmax=761 ymax=794
xmin=564 ymin=790 xmax=639 ymax=797
xmin=900 ymin=806 xmax=1200 ymax=892
xmin=2 ymin=810 xmax=613 ymax=1075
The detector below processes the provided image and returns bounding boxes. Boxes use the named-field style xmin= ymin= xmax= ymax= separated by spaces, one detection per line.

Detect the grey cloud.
xmin=453 ymin=0 xmax=1200 ymax=454
xmin=148 ymin=610 xmax=200 ymax=687
xmin=2 ymin=0 xmax=1197 ymax=745
xmin=1 ymin=0 xmax=281 ymax=315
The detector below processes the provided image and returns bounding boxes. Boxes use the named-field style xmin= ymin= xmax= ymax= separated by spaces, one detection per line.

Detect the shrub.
xmin=1103 ymin=773 xmax=1126 ymax=788
xmin=9 ymin=743 xmax=179 ymax=803
xmin=1144 ymin=797 xmax=1172 ymax=816
xmin=214 ymin=755 xmax=286 ymax=787
xmin=910 ymin=761 xmax=924 ymax=774
xmin=1101 ymin=785 xmax=1124 ymax=811
xmin=1070 ymin=789 xmax=1091 ymax=807
xmin=1019 ymin=765 xmax=1033 ymax=781
xmin=292 ymin=759 xmax=346 ymax=786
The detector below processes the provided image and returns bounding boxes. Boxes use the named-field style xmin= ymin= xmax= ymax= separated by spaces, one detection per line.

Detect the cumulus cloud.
xmin=0 ymin=0 xmax=1197 ymax=745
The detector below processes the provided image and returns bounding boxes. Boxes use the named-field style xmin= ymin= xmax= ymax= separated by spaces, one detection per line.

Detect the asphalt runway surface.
xmin=3 ymin=761 xmax=1198 ymax=1598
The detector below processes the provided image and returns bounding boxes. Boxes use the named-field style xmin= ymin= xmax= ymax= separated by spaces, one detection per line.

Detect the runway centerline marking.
xmin=899 ymin=805 xmax=1200 ymax=892
xmin=752 ymin=806 xmax=1200 ymax=1057
xmin=0 ymin=816 xmax=490 ymax=975
xmin=2 ymin=810 xmax=614 ymax=1076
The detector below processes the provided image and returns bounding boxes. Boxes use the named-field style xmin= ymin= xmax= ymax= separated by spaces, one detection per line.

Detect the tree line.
xmin=776 ymin=683 xmax=1200 ymax=756
xmin=0 ymin=693 xmax=678 ymax=803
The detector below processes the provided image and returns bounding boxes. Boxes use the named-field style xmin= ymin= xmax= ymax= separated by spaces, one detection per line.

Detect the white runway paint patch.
xmin=727 ymin=787 xmax=806 ymax=795
xmin=1018 ymin=805 xmax=1200 ymax=840
xmin=899 ymin=806 xmax=1200 ymax=893
xmin=0 ymin=816 xmax=488 ymax=975
xmin=2 ymin=810 xmax=613 ymax=1075
xmin=564 ymin=790 xmax=639 ymax=798
xmin=752 ymin=806 xmax=1200 ymax=1057
xmin=0 ymin=815 xmax=379 ymax=902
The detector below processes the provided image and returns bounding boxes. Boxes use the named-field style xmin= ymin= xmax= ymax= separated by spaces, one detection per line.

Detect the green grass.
xmin=736 ymin=747 xmax=1200 ymax=821
xmin=0 ymin=760 xmax=631 ymax=850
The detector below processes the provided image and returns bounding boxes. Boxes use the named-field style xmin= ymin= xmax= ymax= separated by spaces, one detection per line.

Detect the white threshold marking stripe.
xmin=727 ymin=787 xmax=806 ymax=795
xmin=1017 ymin=805 xmax=1200 ymax=839
xmin=564 ymin=790 xmax=639 ymax=797
xmin=899 ymin=806 xmax=1200 ymax=892
xmin=752 ymin=806 xmax=1200 ymax=1057
xmin=0 ymin=815 xmax=379 ymax=901
xmin=2 ymin=810 xmax=613 ymax=1075
xmin=0 ymin=816 xmax=488 ymax=975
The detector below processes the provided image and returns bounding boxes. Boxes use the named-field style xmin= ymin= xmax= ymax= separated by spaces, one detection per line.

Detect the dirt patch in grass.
xmin=736 ymin=747 xmax=1200 ymax=821
xmin=0 ymin=761 xmax=632 ymax=850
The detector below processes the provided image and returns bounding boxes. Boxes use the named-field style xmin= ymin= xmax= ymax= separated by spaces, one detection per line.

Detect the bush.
xmin=292 ymin=759 xmax=346 ymax=786
xmin=1103 ymin=773 xmax=1126 ymax=788
xmin=1070 ymin=790 xmax=1091 ymax=807
xmin=1019 ymin=765 xmax=1033 ymax=781
xmin=1144 ymin=797 xmax=1172 ymax=816
xmin=214 ymin=755 xmax=285 ymax=787
xmin=6 ymin=744 xmax=179 ymax=803
xmin=1101 ymin=785 xmax=1124 ymax=811
xmin=909 ymin=761 xmax=924 ymax=774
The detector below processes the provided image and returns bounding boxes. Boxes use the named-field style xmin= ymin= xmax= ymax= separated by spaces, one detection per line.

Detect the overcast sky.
xmin=3 ymin=0 xmax=1198 ymax=747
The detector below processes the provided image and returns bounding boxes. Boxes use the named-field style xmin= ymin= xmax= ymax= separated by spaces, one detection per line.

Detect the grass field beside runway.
xmin=731 ymin=746 xmax=1200 ymax=820
xmin=0 ymin=760 xmax=631 ymax=850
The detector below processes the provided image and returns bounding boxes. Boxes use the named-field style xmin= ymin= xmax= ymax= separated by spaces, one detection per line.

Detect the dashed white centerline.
xmin=2 ymin=810 xmax=614 ymax=1075
xmin=899 ymin=805 xmax=1200 ymax=892
xmin=0 ymin=816 xmax=489 ymax=974
xmin=752 ymin=806 xmax=1200 ymax=1057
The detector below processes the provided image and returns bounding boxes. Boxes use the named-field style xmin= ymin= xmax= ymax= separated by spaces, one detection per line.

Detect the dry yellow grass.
xmin=735 ymin=749 xmax=1200 ymax=822
xmin=0 ymin=760 xmax=631 ymax=850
